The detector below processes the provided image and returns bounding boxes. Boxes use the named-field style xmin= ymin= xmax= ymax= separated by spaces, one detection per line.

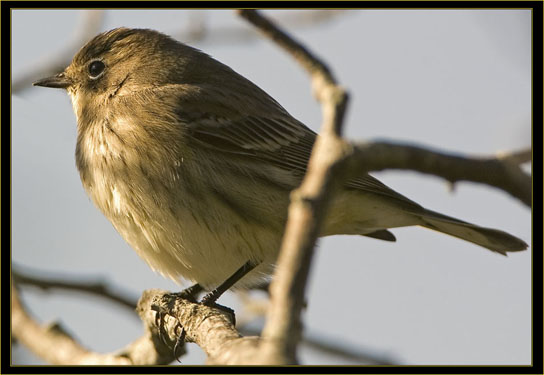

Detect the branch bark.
xmin=139 ymin=290 xmax=262 ymax=364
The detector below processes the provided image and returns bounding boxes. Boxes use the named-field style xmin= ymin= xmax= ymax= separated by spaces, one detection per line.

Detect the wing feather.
xmin=160 ymin=83 xmax=424 ymax=212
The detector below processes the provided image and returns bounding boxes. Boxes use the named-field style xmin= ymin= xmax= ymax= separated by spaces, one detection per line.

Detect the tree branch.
xmin=239 ymin=9 xmax=352 ymax=365
xmin=174 ymin=10 xmax=349 ymax=45
xmin=12 ymin=266 xmax=138 ymax=311
xmin=12 ymin=276 xmax=260 ymax=365
xmin=11 ymin=282 xmax=174 ymax=365
xmin=349 ymin=143 xmax=531 ymax=207
xmin=139 ymin=289 xmax=261 ymax=365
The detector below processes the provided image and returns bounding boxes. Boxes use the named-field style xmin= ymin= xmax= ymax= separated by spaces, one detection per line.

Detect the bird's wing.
xmin=168 ymin=84 xmax=423 ymax=211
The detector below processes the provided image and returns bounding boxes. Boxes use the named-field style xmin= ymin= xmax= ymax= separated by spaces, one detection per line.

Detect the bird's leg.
xmin=200 ymin=260 xmax=257 ymax=306
xmin=200 ymin=260 xmax=258 ymax=325
xmin=157 ymin=261 xmax=257 ymax=359
xmin=172 ymin=283 xmax=204 ymax=302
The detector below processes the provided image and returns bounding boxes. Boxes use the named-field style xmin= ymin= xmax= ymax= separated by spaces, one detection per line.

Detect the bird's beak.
xmin=33 ymin=72 xmax=71 ymax=89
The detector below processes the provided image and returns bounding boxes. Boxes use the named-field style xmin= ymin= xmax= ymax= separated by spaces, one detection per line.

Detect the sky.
xmin=12 ymin=9 xmax=532 ymax=365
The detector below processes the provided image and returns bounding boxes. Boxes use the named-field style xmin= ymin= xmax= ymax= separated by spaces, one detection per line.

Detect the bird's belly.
xmin=92 ymin=177 xmax=283 ymax=289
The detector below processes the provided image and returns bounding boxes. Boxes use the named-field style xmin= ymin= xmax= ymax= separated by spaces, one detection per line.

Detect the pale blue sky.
xmin=12 ymin=9 xmax=531 ymax=365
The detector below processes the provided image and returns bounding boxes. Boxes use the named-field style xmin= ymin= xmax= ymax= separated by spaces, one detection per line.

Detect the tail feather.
xmin=420 ymin=209 xmax=528 ymax=255
xmin=363 ymin=229 xmax=397 ymax=242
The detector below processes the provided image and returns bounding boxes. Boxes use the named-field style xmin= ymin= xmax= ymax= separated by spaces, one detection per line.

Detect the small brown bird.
xmin=34 ymin=28 xmax=527 ymax=304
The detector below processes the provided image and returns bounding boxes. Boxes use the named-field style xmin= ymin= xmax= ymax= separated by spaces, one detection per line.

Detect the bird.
xmin=33 ymin=27 xmax=527 ymax=305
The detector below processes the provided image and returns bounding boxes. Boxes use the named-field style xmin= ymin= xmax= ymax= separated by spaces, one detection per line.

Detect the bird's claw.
xmin=153 ymin=307 xmax=170 ymax=347
xmin=173 ymin=323 xmax=186 ymax=363
xmin=152 ymin=286 xmax=235 ymax=362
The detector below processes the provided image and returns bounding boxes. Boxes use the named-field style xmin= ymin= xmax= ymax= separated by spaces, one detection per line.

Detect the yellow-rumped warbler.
xmin=34 ymin=28 xmax=527 ymax=304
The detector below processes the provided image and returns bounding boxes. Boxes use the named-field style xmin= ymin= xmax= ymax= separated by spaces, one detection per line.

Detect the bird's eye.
xmin=88 ymin=60 xmax=105 ymax=79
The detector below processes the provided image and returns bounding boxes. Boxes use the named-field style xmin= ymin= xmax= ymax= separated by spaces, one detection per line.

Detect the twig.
xmin=349 ymin=143 xmax=532 ymax=207
xmin=238 ymin=326 xmax=400 ymax=365
xmin=12 ymin=266 xmax=138 ymax=311
xmin=497 ymin=148 xmax=532 ymax=165
xmin=175 ymin=10 xmax=349 ymax=45
xmin=301 ymin=331 xmax=399 ymax=365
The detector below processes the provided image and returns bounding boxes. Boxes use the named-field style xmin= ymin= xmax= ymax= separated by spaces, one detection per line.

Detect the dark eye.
xmin=88 ymin=60 xmax=105 ymax=79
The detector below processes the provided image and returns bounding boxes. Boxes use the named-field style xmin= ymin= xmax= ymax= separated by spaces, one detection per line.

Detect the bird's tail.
xmin=419 ymin=209 xmax=528 ymax=255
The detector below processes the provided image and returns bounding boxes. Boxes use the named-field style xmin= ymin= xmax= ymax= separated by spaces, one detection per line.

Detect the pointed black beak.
xmin=33 ymin=72 xmax=71 ymax=89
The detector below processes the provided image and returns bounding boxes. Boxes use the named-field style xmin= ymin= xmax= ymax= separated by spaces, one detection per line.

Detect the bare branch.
xmin=14 ymin=268 xmax=400 ymax=365
xmin=12 ymin=266 xmax=137 ymax=311
xmin=349 ymin=143 xmax=532 ymax=207
xmin=175 ymin=10 xmax=349 ymax=45
xmin=238 ymin=9 xmax=351 ymax=365
xmin=300 ymin=331 xmax=400 ymax=365
xmin=12 ymin=279 xmax=174 ymax=365
xmin=239 ymin=326 xmax=399 ymax=365
xmin=497 ymin=148 xmax=532 ymax=165
xmin=12 ymin=282 xmax=135 ymax=365
xmin=12 ymin=277 xmax=256 ymax=365
xmin=138 ymin=289 xmax=262 ymax=365
xmin=233 ymin=288 xmax=400 ymax=365
xmin=16 ymin=268 xmax=398 ymax=365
